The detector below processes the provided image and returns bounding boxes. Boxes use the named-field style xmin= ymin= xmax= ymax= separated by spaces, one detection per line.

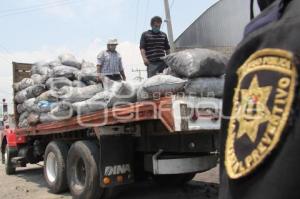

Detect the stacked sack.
xmin=14 ymin=53 xmax=137 ymax=128
xmin=137 ymin=48 xmax=227 ymax=101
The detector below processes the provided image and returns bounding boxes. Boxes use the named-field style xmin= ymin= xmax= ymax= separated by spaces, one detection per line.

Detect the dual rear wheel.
xmin=44 ymin=141 xmax=196 ymax=199
xmin=67 ymin=141 xmax=102 ymax=199
xmin=44 ymin=140 xmax=103 ymax=199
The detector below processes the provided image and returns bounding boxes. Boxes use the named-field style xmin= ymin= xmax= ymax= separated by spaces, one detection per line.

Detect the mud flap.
xmin=99 ymin=134 xmax=135 ymax=188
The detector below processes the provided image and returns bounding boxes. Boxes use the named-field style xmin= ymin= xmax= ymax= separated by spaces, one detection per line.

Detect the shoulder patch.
xmin=225 ymin=48 xmax=297 ymax=179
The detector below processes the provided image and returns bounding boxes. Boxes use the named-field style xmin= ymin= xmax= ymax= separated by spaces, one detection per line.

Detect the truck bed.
xmin=15 ymin=95 xmax=222 ymax=137
xmin=15 ymin=97 xmax=175 ymax=136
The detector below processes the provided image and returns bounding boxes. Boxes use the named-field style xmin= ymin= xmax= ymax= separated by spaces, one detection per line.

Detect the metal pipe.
xmin=164 ymin=0 xmax=175 ymax=52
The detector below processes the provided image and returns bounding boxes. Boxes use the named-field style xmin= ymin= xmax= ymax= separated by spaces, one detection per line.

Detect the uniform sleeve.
xmin=164 ymin=34 xmax=171 ymax=51
xmin=97 ymin=51 xmax=105 ymax=65
xmin=140 ymin=32 xmax=146 ymax=49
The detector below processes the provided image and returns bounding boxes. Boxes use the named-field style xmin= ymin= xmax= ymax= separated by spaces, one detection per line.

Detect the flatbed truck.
xmin=0 ymin=62 xmax=222 ymax=199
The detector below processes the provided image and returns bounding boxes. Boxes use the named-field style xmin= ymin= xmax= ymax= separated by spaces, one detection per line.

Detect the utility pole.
xmin=164 ymin=0 xmax=175 ymax=52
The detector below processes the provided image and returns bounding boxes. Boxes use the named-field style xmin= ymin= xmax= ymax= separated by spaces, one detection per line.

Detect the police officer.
xmin=220 ymin=0 xmax=300 ymax=199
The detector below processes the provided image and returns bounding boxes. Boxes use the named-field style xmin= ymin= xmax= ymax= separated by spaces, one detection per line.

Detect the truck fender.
xmin=99 ymin=134 xmax=135 ymax=188
xmin=6 ymin=130 xmax=17 ymax=147
xmin=5 ymin=129 xmax=27 ymax=147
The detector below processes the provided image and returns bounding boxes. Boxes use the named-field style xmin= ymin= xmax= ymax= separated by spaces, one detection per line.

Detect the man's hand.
xmin=143 ymin=58 xmax=150 ymax=67
xmin=120 ymin=70 xmax=126 ymax=81
xmin=96 ymin=75 xmax=104 ymax=88
xmin=140 ymin=49 xmax=150 ymax=66
xmin=96 ymin=75 xmax=103 ymax=84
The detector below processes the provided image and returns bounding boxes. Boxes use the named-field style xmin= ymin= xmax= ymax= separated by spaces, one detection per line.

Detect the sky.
xmin=0 ymin=0 xmax=218 ymax=111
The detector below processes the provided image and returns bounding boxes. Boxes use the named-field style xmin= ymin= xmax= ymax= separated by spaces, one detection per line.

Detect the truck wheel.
xmin=4 ymin=146 xmax=16 ymax=175
xmin=44 ymin=141 xmax=69 ymax=194
xmin=67 ymin=141 xmax=103 ymax=199
xmin=1 ymin=150 xmax=4 ymax=164
xmin=153 ymin=173 xmax=196 ymax=186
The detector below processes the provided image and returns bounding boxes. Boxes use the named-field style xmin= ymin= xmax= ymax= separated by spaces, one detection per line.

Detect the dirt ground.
xmin=0 ymin=163 xmax=219 ymax=199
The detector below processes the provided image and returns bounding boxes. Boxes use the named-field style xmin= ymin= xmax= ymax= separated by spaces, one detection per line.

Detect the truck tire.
xmin=44 ymin=141 xmax=69 ymax=194
xmin=153 ymin=173 xmax=196 ymax=186
xmin=1 ymin=150 xmax=4 ymax=164
xmin=67 ymin=141 xmax=102 ymax=199
xmin=4 ymin=145 xmax=16 ymax=175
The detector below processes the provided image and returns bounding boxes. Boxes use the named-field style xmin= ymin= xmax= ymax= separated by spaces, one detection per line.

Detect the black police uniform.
xmin=220 ymin=0 xmax=300 ymax=199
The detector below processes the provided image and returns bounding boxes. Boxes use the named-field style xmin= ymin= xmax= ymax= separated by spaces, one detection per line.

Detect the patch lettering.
xmin=225 ymin=49 xmax=297 ymax=179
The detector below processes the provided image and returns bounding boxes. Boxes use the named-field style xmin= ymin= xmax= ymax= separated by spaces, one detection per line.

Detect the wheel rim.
xmin=75 ymin=158 xmax=86 ymax=187
xmin=46 ymin=152 xmax=58 ymax=183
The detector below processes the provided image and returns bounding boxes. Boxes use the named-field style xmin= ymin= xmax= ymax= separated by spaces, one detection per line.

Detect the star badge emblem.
xmin=236 ymin=75 xmax=272 ymax=143
xmin=225 ymin=49 xmax=296 ymax=179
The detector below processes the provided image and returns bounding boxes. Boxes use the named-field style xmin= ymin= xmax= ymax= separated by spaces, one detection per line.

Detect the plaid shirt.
xmin=97 ymin=50 xmax=124 ymax=75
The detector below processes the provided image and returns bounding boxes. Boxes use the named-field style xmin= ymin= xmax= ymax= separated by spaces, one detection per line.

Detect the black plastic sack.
xmin=46 ymin=77 xmax=73 ymax=90
xmin=13 ymin=78 xmax=34 ymax=92
xmin=184 ymin=76 xmax=225 ymax=98
xmin=58 ymin=53 xmax=81 ymax=69
xmin=31 ymin=62 xmax=53 ymax=76
xmin=163 ymin=48 xmax=227 ymax=78
xmin=31 ymin=74 xmax=47 ymax=85
xmin=58 ymin=84 xmax=104 ymax=103
xmin=15 ymin=84 xmax=46 ymax=103
xmin=52 ymin=65 xmax=79 ymax=79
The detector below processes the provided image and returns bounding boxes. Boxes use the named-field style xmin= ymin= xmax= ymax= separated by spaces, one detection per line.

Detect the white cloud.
xmin=0 ymin=39 xmax=145 ymax=113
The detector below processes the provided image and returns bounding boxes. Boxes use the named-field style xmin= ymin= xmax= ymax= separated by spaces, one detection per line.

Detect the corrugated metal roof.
xmin=175 ymin=0 xmax=259 ymax=49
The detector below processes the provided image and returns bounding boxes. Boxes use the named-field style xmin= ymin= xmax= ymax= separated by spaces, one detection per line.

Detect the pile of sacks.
xmin=15 ymin=49 xmax=227 ymax=128
xmin=14 ymin=54 xmax=137 ymax=128
xmin=137 ymin=48 xmax=227 ymax=101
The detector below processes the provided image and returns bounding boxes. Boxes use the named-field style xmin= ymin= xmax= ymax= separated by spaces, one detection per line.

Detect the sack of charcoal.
xmin=18 ymin=112 xmax=30 ymax=128
xmin=72 ymin=81 xmax=137 ymax=115
xmin=58 ymin=84 xmax=104 ymax=103
xmin=31 ymin=74 xmax=48 ymax=85
xmin=35 ymin=90 xmax=60 ymax=102
xmin=31 ymin=62 xmax=53 ymax=77
xmin=15 ymin=84 xmax=46 ymax=104
xmin=75 ymin=66 xmax=98 ymax=83
xmin=46 ymin=77 xmax=73 ymax=90
xmin=137 ymin=74 xmax=187 ymax=101
xmin=184 ymin=76 xmax=225 ymax=98
xmin=163 ymin=48 xmax=228 ymax=78
xmin=52 ymin=65 xmax=79 ymax=79
xmin=13 ymin=78 xmax=34 ymax=92
xmin=58 ymin=53 xmax=82 ymax=69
